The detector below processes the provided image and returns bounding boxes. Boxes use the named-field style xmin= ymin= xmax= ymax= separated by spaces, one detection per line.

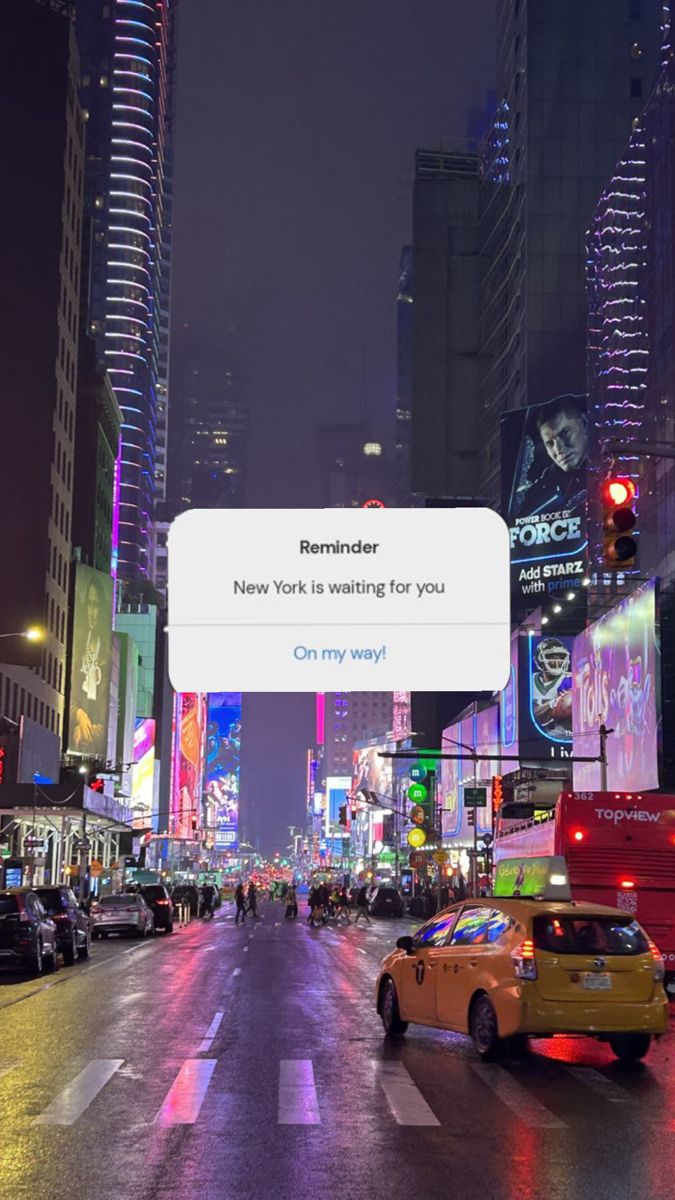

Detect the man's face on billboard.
xmin=538 ymin=409 xmax=587 ymax=472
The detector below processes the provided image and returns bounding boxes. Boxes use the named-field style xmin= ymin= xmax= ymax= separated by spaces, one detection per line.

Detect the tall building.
xmin=478 ymin=0 xmax=664 ymax=507
xmin=75 ymin=0 xmax=179 ymax=584
xmin=394 ymin=246 xmax=413 ymax=506
xmin=167 ymin=328 xmax=248 ymax=512
xmin=322 ymin=692 xmax=394 ymax=779
xmin=410 ymin=149 xmax=481 ymax=501
xmin=0 ymin=0 xmax=85 ymax=743
xmin=72 ymin=336 xmax=122 ymax=574
xmin=317 ymin=423 xmax=393 ymax=508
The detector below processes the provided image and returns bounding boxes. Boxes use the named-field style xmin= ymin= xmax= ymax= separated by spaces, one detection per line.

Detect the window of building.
xmin=630 ymin=77 xmax=643 ymax=98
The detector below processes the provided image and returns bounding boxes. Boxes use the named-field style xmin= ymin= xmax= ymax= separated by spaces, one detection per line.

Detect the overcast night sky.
xmin=170 ymin=1 xmax=497 ymax=851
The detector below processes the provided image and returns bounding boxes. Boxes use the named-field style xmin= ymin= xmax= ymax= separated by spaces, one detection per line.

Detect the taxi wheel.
xmin=608 ymin=1033 xmax=651 ymax=1063
xmin=381 ymin=979 xmax=408 ymax=1037
xmin=470 ymin=995 xmax=502 ymax=1060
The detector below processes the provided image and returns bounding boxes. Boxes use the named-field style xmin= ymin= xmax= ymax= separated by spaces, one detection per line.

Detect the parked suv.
xmin=368 ymin=887 xmax=404 ymax=919
xmin=34 ymin=885 xmax=91 ymax=965
xmin=140 ymin=884 xmax=174 ymax=933
xmin=0 ymin=888 xmax=59 ymax=974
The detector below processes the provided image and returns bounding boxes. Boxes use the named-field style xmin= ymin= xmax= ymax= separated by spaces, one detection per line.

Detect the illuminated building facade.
xmin=477 ymin=0 xmax=663 ymax=508
xmin=395 ymin=246 xmax=413 ymax=507
xmin=0 ymin=0 xmax=85 ymax=747
xmin=76 ymin=0 xmax=179 ymax=584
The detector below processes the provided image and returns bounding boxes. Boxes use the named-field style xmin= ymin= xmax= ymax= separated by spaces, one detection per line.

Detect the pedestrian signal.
xmin=601 ymin=476 xmax=637 ymax=569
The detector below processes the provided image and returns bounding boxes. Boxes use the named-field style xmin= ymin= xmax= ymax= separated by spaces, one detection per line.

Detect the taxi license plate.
xmin=583 ymin=973 xmax=611 ymax=990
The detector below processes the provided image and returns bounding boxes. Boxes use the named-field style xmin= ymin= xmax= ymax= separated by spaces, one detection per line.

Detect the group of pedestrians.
xmin=234 ymin=881 xmax=260 ymax=924
xmin=306 ymin=882 xmax=371 ymax=927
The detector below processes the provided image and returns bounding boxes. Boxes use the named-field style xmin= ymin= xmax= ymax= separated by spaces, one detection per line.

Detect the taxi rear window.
xmin=533 ymin=916 xmax=649 ymax=956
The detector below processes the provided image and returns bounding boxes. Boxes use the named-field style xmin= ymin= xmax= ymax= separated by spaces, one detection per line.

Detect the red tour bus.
xmin=494 ymin=791 xmax=675 ymax=988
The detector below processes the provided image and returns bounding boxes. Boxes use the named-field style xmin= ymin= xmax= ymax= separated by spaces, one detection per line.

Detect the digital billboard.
xmin=204 ymin=693 xmax=241 ymax=851
xmin=440 ymin=707 xmax=497 ymax=839
xmin=352 ymin=742 xmax=393 ymax=800
xmin=572 ymin=579 xmax=660 ymax=792
xmin=502 ymin=395 xmax=588 ymax=607
xmin=170 ymin=692 xmax=207 ymax=839
xmin=67 ymin=563 xmax=114 ymax=759
xmin=131 ymin=717 xmax=155 ymax=828
xmin=325 ymin=776 xmax=352 ymax=833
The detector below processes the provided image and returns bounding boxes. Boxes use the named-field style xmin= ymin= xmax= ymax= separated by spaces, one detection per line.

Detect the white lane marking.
xmin=34 ymin=1060 xmax=123 ymax=1126
xmin=205 ymin=1012 xmax=224 ymax=1039
xmin=278 ymin=1060 xmax=321 ymax=1125
xmin=155 ymin=1059 xmax=217 ymax=1126
xmin=197 ymin=1038 xmax=214 ymax=1053
xmin=232 ymin=968 xmax=241 ymax=977
xmin=564 ymin=1065 xmax=631 ymax=1102
xmin=375 ymin=1062 xmax=440 ymax=1127
xmin=472 ymin=1063 xmax=565 ymax=1128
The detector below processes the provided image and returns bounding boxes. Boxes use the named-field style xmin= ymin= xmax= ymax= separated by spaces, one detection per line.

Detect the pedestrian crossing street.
xmin=0 ymin=1053 xmax=651 ymax=1131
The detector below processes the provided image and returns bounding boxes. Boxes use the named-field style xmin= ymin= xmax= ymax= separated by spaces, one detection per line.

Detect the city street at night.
xmin=2 ymin=904 xmax=675 ymax=1200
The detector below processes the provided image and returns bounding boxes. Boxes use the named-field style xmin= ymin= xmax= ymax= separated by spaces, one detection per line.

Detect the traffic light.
xmin=492 ymin=776 xmax=503 ymax=810
xmin=191 ymin=813 xmax=199 ymax=832
xmin=602 ymin=476 xmax=637 ymax=569
xmin=338 ymin=804 xmax=348 ymax=827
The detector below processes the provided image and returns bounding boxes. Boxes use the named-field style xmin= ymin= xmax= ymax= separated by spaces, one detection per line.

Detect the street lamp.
xmin=0 ymin=628 xmax=44 ymax=642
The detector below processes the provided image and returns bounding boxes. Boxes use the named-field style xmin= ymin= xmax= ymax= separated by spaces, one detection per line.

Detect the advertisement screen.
xmin=352 ymin=743 xmax=393 ymax=800
xmin=67 ymin=563 xmax=114 ymax=758
xmin=204 ymin=693 xmax=241 ymax=851
xmin=440 ymin=709 xmax=495 ymax=839
xmin=572 ymin=579 xmax=660 ymax=792
xmin=170 ymin=692 xmax=207 ymax=839
xmin=326 ymin=776 xmax=352 ymax=830
xmin=131 ymin=718 xmax=155 ymax=828
xmin=502 ymin=395 xmax=588 ymax=607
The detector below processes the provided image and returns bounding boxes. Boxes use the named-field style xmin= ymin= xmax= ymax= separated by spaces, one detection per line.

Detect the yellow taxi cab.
xmin=375 ymin=857 xmax=668 ymax=1063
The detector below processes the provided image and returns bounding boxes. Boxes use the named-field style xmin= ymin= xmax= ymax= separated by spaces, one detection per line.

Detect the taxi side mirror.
xmin=396 ymin=936 xmax=414 ymax=955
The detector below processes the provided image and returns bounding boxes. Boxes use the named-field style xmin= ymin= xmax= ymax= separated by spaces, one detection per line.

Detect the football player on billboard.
xmin=531 ymin=636 xmax=573 ymax=738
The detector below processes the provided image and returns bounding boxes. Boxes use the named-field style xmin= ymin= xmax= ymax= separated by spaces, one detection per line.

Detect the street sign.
xmin=23 ymin=836 xmax=44 ymax=851
xmin=0 ymin=846 xmax=9 ymax=858
xmin=409 ymin=804 xmax=426 ymax=826
xmin=409 ymin=762 xmax=428 ymax=783
xmin=73 ymin=838 xmax=92 ymax=851
xmin=463 ymin=787 xmax=488 ymax=808
xmin=89 ymin=859 xmax=103 ymax=878
xmin=432 ymin=850 xmax=449 ymax=865
xmin=407 ymin=827 xmax=427 ymax=849
xmin=409 ymin=850 xmax=427 ymax=869
xmin=407 ymin=782 xmax=428 ymax=804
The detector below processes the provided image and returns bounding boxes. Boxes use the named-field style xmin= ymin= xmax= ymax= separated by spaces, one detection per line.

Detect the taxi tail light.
xmin=511 ymin=938 xmax=538 ymax=981
xmin=648 ymin=940 xmax=665 ymax=982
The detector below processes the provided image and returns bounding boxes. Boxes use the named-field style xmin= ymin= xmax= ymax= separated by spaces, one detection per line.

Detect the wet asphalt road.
xmin=1 ymin=901 xmax=675 ymax=1200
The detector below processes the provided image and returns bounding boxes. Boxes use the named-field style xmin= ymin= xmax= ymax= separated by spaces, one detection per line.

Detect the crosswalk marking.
xmin=472 ymin=1063 xmax=565 ymax=1129
xmin=564 ymin=1065 xmax=630 ymax=1102
xmin=376 ymin=1061 xmax=441 ymax=1127
xmin=278 ymin=1060 xmax=321 ymax=1125
xmin=155 ymin=1059 xmax=217 ymax=1126
xmin=34 ymin=1060 xmax=123 ymax=1126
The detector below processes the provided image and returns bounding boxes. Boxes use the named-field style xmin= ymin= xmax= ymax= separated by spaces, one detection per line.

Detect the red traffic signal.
xmin=601 ymin=475 xmax=637 ymax=568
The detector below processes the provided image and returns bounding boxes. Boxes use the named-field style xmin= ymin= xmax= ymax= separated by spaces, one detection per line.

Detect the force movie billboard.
xmin=572 ymin=579 xmax=660 ymax=792
xmin=68 ymin=563 xmax=114 ymax=759
xmin=204 ymin=693 xmax=241 ymax=851
xmin=502 ymin=395 xmax=588 ymax=606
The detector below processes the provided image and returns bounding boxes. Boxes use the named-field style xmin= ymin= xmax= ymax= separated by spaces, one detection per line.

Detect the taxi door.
xmin=398 ymin=910 xmax=459 ymax=1024
xmin=436 ymin=906 xmax=495 ymax=1031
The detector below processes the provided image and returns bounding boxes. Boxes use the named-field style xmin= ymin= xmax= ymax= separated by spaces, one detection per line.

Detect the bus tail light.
xmin=512 ymin=939 xmax=537 ymax=981
xmin=572 ymin=829 xmax=585 ymax=843
xmin=620 ymin=879 xmax=636 ymax=890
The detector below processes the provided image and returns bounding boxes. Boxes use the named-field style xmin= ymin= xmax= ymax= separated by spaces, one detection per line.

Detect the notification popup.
xmin=167 ymin=508 xmax=510 ymax=693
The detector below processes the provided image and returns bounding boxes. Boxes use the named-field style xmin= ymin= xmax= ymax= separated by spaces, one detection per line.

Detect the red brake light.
xmin=649 ymin=940 xmax=663 ymax=962
xmin=572 ymin=829 xmax=585 ymax=842
xmin=511 ymin=938 xmax=537 ymax=980
xmin=620 ymin=879 xmax=636 ymax=890
xmin=518 ymin=938 xmax=535 ymax=958
xmin=156 ymin=899 xmax=170 ymax=905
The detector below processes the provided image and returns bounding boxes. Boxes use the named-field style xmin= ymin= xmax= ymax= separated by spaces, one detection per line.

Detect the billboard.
xmin=131 ymin=717 xmax=155 ymax=828
xmin=502 ymin=395 xmax=588 ymax=607
xmin=170 ymin=692 xmax=207 ymax=839
xmin=325 ymin=775 xmax=351 ymax=834
xmin=352 ymin=742 xmax=393 ymax=800
xmin=204 ymin=693 xmax=241 ymax=851
xmin=68 ymin=563 xmax=114 ymax=758
xmin=572 ymin=579 xmax=660 ymax=792
xmin=440 ymin=707 xmax=497 ymax=839
xmin=517 ymin=632 xmax=574 ymax=761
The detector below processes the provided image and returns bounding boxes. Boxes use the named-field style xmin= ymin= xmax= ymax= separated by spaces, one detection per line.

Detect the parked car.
xmin=90 ymin=893 xmax=154 ymax=938
xmin=368 ymin=887 xmax=404 ymax=919
xmin=34 ymin=885 xmax=91 ymax=964
xmin=0 ymin=888 xmax=59 ymax=974
xmin=140 ymin=884 xmax=174 ymax=933
xmin=171 ymin=884 xmax=200 ymax=918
